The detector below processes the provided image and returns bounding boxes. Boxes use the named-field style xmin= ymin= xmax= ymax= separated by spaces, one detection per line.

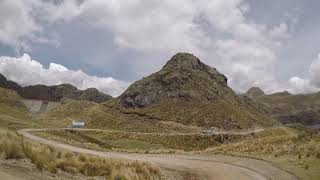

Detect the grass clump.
xmin=207 ymin=126 xmax=320 ymax=179
xmin=21 ymin=140 xmax=160 ymax=179
xmin=0 ymin=130 xmax=23 ymax=159
xmin=0 ymin=129 xmax=160 ymax=179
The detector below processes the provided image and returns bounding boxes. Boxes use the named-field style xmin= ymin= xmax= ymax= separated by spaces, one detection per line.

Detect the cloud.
xmin=0 ymin=0 xmax=292 ymax=93
xmin=0 ymin=0 xmax=80 ymax=51
xmin=0 ymin=0 xmax=40 ymax=50
xmin=69 ymin=0 xmax=289 ymax=92
xmin=287 ymin=53 xmax=320 ymax=94
xmin=0 ymin=54 xmax=129 ymax=97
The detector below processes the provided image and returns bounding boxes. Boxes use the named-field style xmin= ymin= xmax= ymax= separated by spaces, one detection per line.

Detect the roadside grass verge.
xmin=206 ymin=126 xmax=320 ymax=179
xmin=34 ymin=129 xmax=254 ymax=152
xmin=0 ymin=129 xmax=160 ymax=179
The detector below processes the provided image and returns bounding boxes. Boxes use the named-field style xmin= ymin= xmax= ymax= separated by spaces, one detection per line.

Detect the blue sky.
xmin=0 ymin=0 xmax=320 ymax=96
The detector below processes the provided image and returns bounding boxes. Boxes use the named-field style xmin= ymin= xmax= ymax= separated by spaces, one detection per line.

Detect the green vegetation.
xmin=0 ymin=129 xmax=160 ymax=179
xmin=39 ymin=100 xmax=200 ymax=133
xmin=0 ymin=88 xmax=35 ymax=130
xmin=118 ymin=100 xmax=275 ymax=130
xmin=207 ymin=126 xmax=320 ymax=179
xmin=118 ymin=53 xmax=276 ymax=130
xmin=35 ymin=129 xmax=253 ymax=152
xmin=256 ymin=91 xmax=320 ymax=124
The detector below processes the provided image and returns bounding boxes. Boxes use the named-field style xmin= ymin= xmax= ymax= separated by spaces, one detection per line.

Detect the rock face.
xmin=245 ymin=87 xmax=265 ymax=99
xmin=0 ymin=73 xmax=112 ymax=103
xmin=0 ymin=73 xmax=21 ymax=91
xmin=117 ymin=53 xmax=276 ymax=129
xmin=120 ymin=53 xmax=234 ymax=108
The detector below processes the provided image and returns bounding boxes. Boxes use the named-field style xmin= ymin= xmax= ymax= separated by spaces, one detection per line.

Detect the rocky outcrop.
xmin=18 ymin=84 xmax=76 ymax=101
xmin=0 ymin=73 xmax=21 ymax=91
xmin=120 ymin=53 xmax=234 ymax=108
xmin=69 ymin=88 xmax=113 ymax=103
xmin=116 ymin=53 xmax=276 ymax=130
xmin=245 ymin=87 xmax=265 ymax=99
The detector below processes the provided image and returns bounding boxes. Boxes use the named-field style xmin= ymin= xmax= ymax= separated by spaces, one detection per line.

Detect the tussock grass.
xmin=206 ymin=126 xmax=320 ymax=179
xmin=21 ymin=140 xmax=160 ymax=179
xmin=0 ymin=130 xmax=23 ymax=159
xmin=23 ymin=141 xmax=160 ymax=180
xmin=207 ymin=127 xmax=320 ymax=158
xmin=0 ymin=129 xmax=160 ymax=179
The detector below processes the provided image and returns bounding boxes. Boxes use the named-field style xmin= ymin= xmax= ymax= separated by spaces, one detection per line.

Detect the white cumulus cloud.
xmin=0 ymin=0 xmax=292 ymax=93
xmin=0 ymin=54 xmax=129 ymax=97
xmin=287 ymin=53 xmax=320 ymax=94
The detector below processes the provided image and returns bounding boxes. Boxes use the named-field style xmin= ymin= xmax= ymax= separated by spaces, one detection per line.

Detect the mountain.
xmin=120 ymin=53 xmax=232 ymax=108
xmin=0 ymin=73 xmax=112 ymax=103
xmin=117 ymin=53 xmax=276 ymax=130
xmin=18 ymin=84 xmax=113 ymax=103
xmin=256 ymin=91 xmax=320 ymax=125
xmin=245 ymin=87 xmax=265 ymax=99
xmin=0 ymin=73 xmax=21 ymax=91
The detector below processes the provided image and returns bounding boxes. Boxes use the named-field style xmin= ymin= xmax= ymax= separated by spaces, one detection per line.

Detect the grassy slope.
xmin=0 ymin=87 xmax=68 ymax=130
xmin=34 ymin=129 xmax=253 ymax=152
xmin=40 ymin=100 xmax=200 ymax=133
xmin=207 ymin=126 xmax=320 ymax=179
xmin=118 ymin=99 xmax=276 ymax=130
xmin=257 ymin=92 xmax=320 ymax=112
xmin=258 ymin=92 xmax=320 ymax=104
xmin=256 ymin=92 xmax=320 ymax=124
xmin=0 ymin=88 xmax=34 ymax=130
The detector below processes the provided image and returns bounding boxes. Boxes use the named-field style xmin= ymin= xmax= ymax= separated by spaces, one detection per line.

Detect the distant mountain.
xmin=117 ymin=53 xmax=276 ymax=130
xmin=0 ymin=73 xmax=21 ymax=91
xmin=0 ymin=73 xmax=112 ymax=103
xmin=244 ymin=87 xmax=265 ymax=99
xmin=256 ymin=91 xmax=320 ymax=125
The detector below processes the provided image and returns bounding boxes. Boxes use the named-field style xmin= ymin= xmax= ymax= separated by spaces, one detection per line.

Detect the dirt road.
xmin=18 ymin=129 xmax=298 ymax=180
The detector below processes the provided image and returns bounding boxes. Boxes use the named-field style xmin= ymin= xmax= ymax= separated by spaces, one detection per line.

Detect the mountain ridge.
xmin=0 ymin=73 xmax=112 ymax=103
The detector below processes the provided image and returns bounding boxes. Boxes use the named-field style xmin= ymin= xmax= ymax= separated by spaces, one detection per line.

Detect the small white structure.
xmin=72 ymin=120 xmax=85 ymax=128
xmin=202 ymin=127 xmax=219 ymax=134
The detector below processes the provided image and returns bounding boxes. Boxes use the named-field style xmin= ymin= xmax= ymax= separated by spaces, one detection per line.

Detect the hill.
xmin=256 ymin=91 xmax=320 ymax=125
xmin=244 ymin=87 xmax=265 ymax=99
xmin=0 ymin=73 xmax=21 ymax=91
xmin=18 ymin=84 xmax=112 ymax=103
xmin=116 ymin=53 xmax=276 ymax=130
xmin=0 ymin=73 xmax=112 ymax=103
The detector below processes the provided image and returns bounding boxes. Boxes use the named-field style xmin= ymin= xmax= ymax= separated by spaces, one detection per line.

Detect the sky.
xmin=0 ymin=0 xmax=320 ymax=97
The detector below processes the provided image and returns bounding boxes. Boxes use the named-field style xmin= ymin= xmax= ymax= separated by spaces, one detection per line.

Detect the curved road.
xmin=18 ymin=129 xmax=297 ymax=180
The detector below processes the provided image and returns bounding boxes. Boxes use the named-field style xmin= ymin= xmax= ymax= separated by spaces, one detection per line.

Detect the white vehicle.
xmin=72 ymin=120 xmax=85 ymax=128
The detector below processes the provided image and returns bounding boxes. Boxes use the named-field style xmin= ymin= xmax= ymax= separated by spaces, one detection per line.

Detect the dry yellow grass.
xmin=206 ymin=126 xmax=320 ymax=179
xmin=22 ymin=140 xmax=160 ymax=179
xmin=0 ymin=129 xmax=160 ymax=179
xmin=0 ymin=130 xmax=23 ymax=159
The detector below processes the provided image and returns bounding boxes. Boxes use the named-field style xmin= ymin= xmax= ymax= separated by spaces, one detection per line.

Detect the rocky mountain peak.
xmin=119 ymin=53 xmax=235 ymax=108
